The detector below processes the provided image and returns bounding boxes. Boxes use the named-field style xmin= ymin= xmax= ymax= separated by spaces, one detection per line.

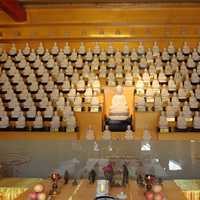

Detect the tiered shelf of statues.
xmin=0 ymin=41 xmax=200 ymax=139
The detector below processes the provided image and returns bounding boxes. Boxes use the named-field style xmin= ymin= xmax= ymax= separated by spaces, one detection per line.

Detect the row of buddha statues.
xmin=1 ymin=42 xmax=200 ymax=133
xmin=2 ymin=41 xmax=200 ymax=59
xmin=159 ymin=111 xmax=200 ymax=132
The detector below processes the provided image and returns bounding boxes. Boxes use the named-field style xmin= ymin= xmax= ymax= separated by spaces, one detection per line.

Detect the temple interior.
xmin=1 ymin=0 xmax=200 ymax=200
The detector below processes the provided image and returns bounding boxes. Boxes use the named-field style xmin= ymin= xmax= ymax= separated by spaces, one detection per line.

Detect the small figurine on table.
xmin=64 ymin=170 xmax=69 ymax=185
xmin=88 ymin=169 xmax=96 ymax=184
xmin=122 ymin=164 xmax=129 ymax=186
xmin=103 ymin=162 xmax=114 ymax=185
xmin=49 ymin=172 xmax=61 ymax=195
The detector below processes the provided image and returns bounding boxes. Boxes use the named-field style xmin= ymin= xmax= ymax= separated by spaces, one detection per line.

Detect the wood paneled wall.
xmin=0 ymin=4 xmax=200 ymax=48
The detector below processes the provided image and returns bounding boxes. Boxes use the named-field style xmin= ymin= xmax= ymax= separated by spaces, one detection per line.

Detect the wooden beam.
xmin=0 ymin=0 xmax=27 ymax=22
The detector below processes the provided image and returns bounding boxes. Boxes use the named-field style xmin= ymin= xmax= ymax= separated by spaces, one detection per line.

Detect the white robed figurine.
xmin=109 ymin=85 xmax=129 ymax=120
xmin=102 ymin=125 xmax=111 ymax=140
xmin=125 ymin=125 xmax=133 ymax=140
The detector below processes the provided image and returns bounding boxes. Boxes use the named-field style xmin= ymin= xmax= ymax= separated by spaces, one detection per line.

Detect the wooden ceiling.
xmin=18 ymin=0 xmax=200 ymax=5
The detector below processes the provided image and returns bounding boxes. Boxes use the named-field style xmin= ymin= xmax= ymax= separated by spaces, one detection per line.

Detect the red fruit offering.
xmin=145 ymin=191 xmax=154 ymax=200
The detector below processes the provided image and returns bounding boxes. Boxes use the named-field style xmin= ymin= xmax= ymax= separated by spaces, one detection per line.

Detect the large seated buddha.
xmin=108 ymin=85 xmax=129 ymax=120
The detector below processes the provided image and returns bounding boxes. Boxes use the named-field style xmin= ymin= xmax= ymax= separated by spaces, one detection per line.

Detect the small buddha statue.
xmin=184 ymin=75 xmax=192 ymax=93
xmin=171 ymin=92 xmax=180 ymax=112
xmin=177 ymin=48 xmax=185 ymax=61
xmin=115 ymin=63 xmax=123 ymax=78
xmin=139 ymin=55 xmax=147 ymax=69
xmin=65 ymin=61 xmax=74 ymax=76
xmin=26 ymin=105 xmax=36 ymax=120
xmin=107 ymin=42 xmax=115 ymax=55
xmin=159 ymin=111 xmax=169 ymax=130
xmin=36 ymin=42 xmax=45 ymax=55
xmin=84 ymin=83 xmax=93 ymax=103
xmin=56 ymin=49 xmax=65 ymax=63
xmin=86 ymin=125 xmax=95 ymax=140
xmin=75 ymin=55 xmax=83 ymax=69
xmin=74 ymin=92 xmax=82 ymax=111
xmin=142 ymin=69 xmax=150 ymax=86
xmin=125 ymin=70 xmax=133 ymax=86
xmin=71 ymin=69 xmax=79 ymax=85
xmin=162 ymin=48 xmax=170 ymax=62
xmin=9 ymin=43 xmax=17 ymax=56
xmin=168 ymin=76 xmax=176 ymax=92
xmin=90 ymin=91 xmax=100 ymax=112
xmin=191 ymin=69 xmax=200 ymax=84
xmin=0 ymin=50 xmax=8 ymax=63
xmin=62 ymin=76 xmax=71 ymax=93
xmin=99 ymin=49 xmax=107 ymax=62
xmin=182 ymin=101 xmax=192 ymax=119
xmin=44 ymin=102 xmax=53 ymax=120
xmin=46 ymin=55 xmax=55 ymax=69
xmin=85 ymin=48 xmax=93 ymax=62
xmin=155 ymin=55 xmax=163 ymax=72
xmin=50 ymin=85 xmax=59 ymax=103
xmin=28 ymin=49 xmax=36 ymax=62
xmin=45 ymin=76 xmax=54 ymax=93
xmin=120 ymin=43 xmax=128 ymax=55
xmin=93 ymin=42 xmax=101 ymax=55
xmin=107 ymin=69 xmax=116 ymax=86
xmin=132 ymin=62 xmax=140 ymax=78
xmin=65 ymin=111 xmax=76 ymax=132
xmin=39 ymin=96 xmax=49 ymax=110
xmin=107 ymin=55 xmax=116 ymax=69
xmin=68 ymin=84 xmax=76 ymax=102
xmin=33 ymin=111 xmax=43 ymax=129
xmin=92 ymin=76 xmax=101 ymax=93
xmin=124 ymin=55 xmax=132 ymax=71
xmin=189 ymin=92 xmax=199 ymax=110
xmin=197 ymin=62 xmax=200 ymax=76
xmin=22 ymin=43 xmax=31 ymax=56
xmin=167 ymin=41 xmax=176 ymax=55
xmin=102 ymin=125 xmax=112 ymax=140
xmin=76 ymin=76 xmax=85 ymax=92
xmin=154 ymin=94 xmax=162 ymax=112
xmin=180 ymin=62 xmax=188 ymax=78
xmin=29 ymin=81 xmax=39 ymax=94
xmin=152 ymin=41 xmax=160 ymax=57
xmin=91 ymin=55 xmax=99 ymax=71
xmin=152 ymin=75 xmax=160 ymax=95
xmin=16 ymin=113 xmax=26 ymax=129
xmin=136 ymin=95 xmax=146 ymax=111
xmin=56 ymin=93 xmax=65 ymax=111
xmin=187 ymin=55 xmax=195 ymax=69
xmin=146 ymin=48 xmax=153 ymax=63
xmin=51 ymin=62 xmax=59 ymax=78
xmin=82 ymin=61 xmax=90 ymax=79
xmin=195 ymin=84 xmax=200 ymax=100
xmin=166 ymin=102 xmax=176 ymax=120
xmin=137 ymin=42 xmax=145 ymax=55
xmin=36 ymin=63 xmax=45 ymax=77
xmin=51 ymin=42 xmax=59 ymax=55
xmin=182 ymin=41 xmax=190 ymax=55
xmin=63 ymin=42 xmax=71 ymax=55
xmin=40 ymin=69 xmax=49 ymax=84
xmin=70 ymin=48 xmax=78 ymax=62
xmin=192 ymin=48 xmax=200 ymax=62
xmin=63 ymin=100 xmax=73 ymax=118
xmin=99 ymin=62 xmax=107 ymax=78
xmin=164 ymin=62 xmax=173 ymax=77
xmin=130 ymin=48 xmax=139 ymax=61
xmin=78 ymin=42 xmax=86 ymax=55
xmin=158 ymin=69 xmax=167 ymax=84
xmin=35 ymin=85 xmax=45 ymax=101
xmin=171 ymin=55 xmax=179 ymax=72
xmin=177 ymin=111 xmax=187 ymax=130
xmin=42 ymin=49 xmax=50 ymax=62
xmin=146 ymin=86 xmax=154 ymax=103
xmin=56 ymin=69 xmax=65 ymax=84
xmin=0 ymin=114 xmax=9 ymax=129
xmin=50 ymin=111 xmax=60 ymax=131
xmin=4 ymin=56 xmax=14 ymax=70
xmin=193 ymin=111 xmax=200 ymax=130
xmin=135 ymin=76 xmax=144 ymax=95
xmin=125 ymin=125 xmax=133 ymax=140
xmin=108 ymin=85 xmax=129 ymax=120
xmin=18 ymin=57 xmax=27 ymax=69
xmin=161 ymin=84 xmax=169 ymax=103
xmin=60 ymin=57 xmax=68 ymax=69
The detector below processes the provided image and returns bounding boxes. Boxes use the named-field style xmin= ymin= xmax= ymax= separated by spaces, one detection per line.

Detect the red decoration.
xmin=0 ymin=0 xmax=27 ymax=22
xmin=144 ymin=191 xmax=154 ymax=200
